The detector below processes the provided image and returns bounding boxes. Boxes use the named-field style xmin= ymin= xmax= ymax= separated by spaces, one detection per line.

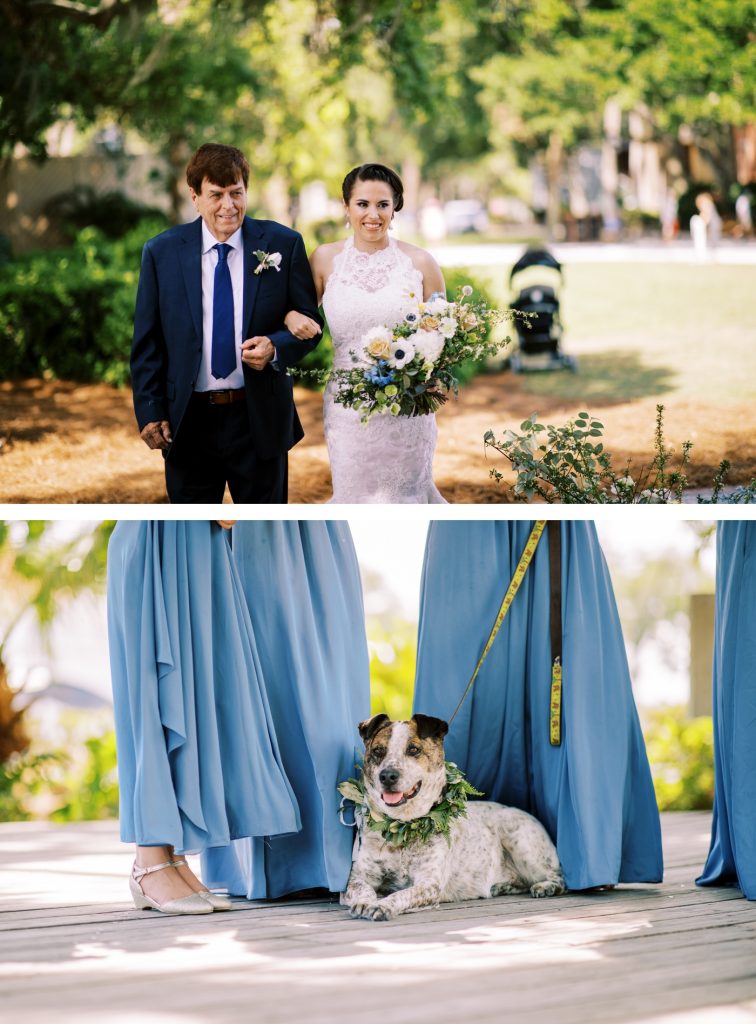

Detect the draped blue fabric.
xmin=107 ymin=520 xmax=300 ymax=855
xmin=697 ymin=521 xmax=756 ymax=900
xmin=413 ymin=520 xmax=662 ymax=891
xmin=202 ymin=521 xmax=371 ymax=898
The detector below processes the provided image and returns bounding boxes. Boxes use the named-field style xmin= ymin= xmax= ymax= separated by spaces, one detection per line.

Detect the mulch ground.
xmin=1 ymin=377 xmax=754 ymax=503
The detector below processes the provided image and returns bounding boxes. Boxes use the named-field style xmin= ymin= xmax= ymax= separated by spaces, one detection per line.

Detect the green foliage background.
xmin=646 ymin=708 xmax=715 ymax=811
xmin=0 ymin=226 xmax=158 ymax=385
xmin=5 ymin=1 xmax=752 ymax=182
xmin=0 ymin=521 xmax=117 ymax=823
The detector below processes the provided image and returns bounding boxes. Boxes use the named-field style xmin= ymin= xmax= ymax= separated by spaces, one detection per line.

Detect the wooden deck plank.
xmin=1 ymin=812 xmax=754 ymax=1024
xmin=0 ymin=890 xmax=744 ymax=942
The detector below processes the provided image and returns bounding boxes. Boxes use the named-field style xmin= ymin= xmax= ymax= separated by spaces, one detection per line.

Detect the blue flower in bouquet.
xmin=365 ymin=360 xmax=395 ymax=386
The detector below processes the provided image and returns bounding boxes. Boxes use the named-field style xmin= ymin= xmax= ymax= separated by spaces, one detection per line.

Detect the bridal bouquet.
xmin=331 ymin=285 xmax=508 ymax=422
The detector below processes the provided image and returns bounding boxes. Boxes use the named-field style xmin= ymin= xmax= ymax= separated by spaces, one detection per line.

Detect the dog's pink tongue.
xmin=382 ymin=791 xmax=404 ymax=805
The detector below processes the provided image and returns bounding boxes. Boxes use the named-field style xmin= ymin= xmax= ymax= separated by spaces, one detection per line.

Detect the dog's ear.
xmin=359 ymin=713 xmax=391 ymax=744
xmin=412 ymin=714 xmax=449 ymax=740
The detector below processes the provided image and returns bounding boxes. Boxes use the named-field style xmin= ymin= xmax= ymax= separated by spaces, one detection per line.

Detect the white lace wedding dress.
xmin=322 ymin=236 xmax=447 ymax=503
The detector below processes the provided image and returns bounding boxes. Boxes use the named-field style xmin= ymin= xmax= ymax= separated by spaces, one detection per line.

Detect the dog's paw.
xmin=366 ymin=903 xmax=395 ymax=922
xmin=349 ymin=901 xmax=394 ymax=921
xmin=490 ymin=881 xmax=528 ymax=897
xmin=530 ymin=879 xmax=564 ymax=898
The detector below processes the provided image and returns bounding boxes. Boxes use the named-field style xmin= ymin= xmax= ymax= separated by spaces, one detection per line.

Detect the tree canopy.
xmin=1 ymin=0 xmax=752 ymax=206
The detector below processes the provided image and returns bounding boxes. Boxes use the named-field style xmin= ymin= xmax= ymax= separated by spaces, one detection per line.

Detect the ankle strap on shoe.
xmin=132 ymin=860 xmax=174 ymax=882
xmin=170 ymin=857 xmax=188 ymax=867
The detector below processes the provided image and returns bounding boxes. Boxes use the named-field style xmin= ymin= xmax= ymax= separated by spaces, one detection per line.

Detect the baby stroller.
xmin=508 ymin=248 xmax=576 ymax=372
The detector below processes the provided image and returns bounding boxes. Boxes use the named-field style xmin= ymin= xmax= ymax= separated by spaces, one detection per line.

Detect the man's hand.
xmin=241 ymin=335 xmax=275 ymax=371
xmin=140 ymin=420 xmax=172 ymax=450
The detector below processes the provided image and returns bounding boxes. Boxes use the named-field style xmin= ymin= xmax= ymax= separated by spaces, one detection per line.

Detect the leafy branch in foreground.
xmin=485 ymin=404 xmax=755 ymax=504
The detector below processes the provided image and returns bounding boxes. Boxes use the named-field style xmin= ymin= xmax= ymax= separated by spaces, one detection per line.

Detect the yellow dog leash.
xmin=448 ymin=520 xmax=563 ymax=746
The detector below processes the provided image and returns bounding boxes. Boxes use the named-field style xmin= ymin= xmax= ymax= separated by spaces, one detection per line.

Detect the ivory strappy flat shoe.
xmin=130 ymin=860 xmax=213 ymax=915
xmin=170 ymin=857 xmax=232 ymax=911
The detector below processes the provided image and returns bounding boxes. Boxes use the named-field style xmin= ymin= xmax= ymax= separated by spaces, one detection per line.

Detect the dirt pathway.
xmin=1 ymin=377 xmax=753 ymax=503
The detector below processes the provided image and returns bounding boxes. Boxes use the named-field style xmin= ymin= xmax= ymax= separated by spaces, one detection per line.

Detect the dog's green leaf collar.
xmin=338 ymin=762 xmax=483 ymax=848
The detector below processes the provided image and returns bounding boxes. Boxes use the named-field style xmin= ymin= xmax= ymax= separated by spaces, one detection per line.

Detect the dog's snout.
xmin=379 ymin=767 xmax=400 ymax=789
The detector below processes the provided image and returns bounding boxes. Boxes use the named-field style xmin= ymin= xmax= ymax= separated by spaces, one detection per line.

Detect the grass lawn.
xmin=478 ymin=261 xmax=756 ymax=406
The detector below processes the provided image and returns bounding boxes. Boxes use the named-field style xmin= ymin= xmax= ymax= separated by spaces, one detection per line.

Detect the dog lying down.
xmin=341 ymin=713 xmax=565 ymax=922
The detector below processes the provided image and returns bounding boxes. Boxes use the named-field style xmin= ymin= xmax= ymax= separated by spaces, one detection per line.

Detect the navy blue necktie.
xmin=211 ymin=243 xmax=236 ymax=380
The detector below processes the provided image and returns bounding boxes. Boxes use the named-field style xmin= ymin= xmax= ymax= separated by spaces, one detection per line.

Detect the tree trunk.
xmin=0 ymin=661 xmax=29 ymax=764
xmin=166 ymin=134 xmax=190 ymax=225
xmin=601 ymin=98 xmax=622 ymax=239
xmin=0 ymin=156 xmax=15 ymax=255
xmin=545 ymin=131 xmax=563 ymax=241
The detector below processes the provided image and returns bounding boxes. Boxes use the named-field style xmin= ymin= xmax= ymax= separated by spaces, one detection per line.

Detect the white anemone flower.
xmin=388 ymin=337 xmax=416 ymax=369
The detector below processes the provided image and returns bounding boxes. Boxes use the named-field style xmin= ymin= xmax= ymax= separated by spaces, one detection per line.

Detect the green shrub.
xmin=0 ymin=220 xmax=163 ymax=385
xmin=43 ymin=186 xmax=169 ymax=242
xmin=51 ymin=730 xmax=119 ymax=822
xmin=0 ymin=721 xmax=119 ymax=823
xmin=444 ymin=268 xmax=502 ymax=385
xmin=644 ymin=707 xmax=714 ymax=811
xmin=0 ymin=749 xmax=63 ymax=822
xmin=486 ymin=403 xmax=755 ymax=504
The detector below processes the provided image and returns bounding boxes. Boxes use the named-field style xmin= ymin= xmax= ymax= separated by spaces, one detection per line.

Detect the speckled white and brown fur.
xmin=342 ymin=714 xmax=565 ymax=922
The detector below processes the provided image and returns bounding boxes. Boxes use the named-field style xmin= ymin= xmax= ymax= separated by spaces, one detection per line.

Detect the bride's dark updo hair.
xmin=342 ymin=163 xmax=404 ymax=212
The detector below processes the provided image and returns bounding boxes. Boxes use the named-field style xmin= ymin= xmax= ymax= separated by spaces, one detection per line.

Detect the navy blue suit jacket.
xmin=131 ymin=216 xmax=322 ymax=460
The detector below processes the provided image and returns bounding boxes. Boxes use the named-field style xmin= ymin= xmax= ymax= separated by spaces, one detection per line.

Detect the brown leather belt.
xmin=194 ymin=388 xmax=246 ymax=405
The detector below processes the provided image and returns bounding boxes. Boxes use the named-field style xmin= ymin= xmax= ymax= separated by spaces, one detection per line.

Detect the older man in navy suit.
xmin=131 ymin=143 xmax=322 ymax=503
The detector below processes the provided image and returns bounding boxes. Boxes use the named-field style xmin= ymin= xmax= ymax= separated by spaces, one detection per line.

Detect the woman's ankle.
xmin=135 ymin=844 xmax=173 ymax=868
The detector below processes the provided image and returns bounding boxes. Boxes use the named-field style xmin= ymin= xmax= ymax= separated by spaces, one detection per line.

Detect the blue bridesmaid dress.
xmin=107 ymin=520 xmax=300 ymax=855
xmin=697 ymin=521 xmax=756 ymax=900
xmin=202 ymin=521 xmax=371 ymax=898
xmin=413 ymin=521 xmax=663 ymax=891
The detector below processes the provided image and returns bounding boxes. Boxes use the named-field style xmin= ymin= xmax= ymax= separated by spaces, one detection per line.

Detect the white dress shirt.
xmin=195 ymin=221 xmax=245 ymax=391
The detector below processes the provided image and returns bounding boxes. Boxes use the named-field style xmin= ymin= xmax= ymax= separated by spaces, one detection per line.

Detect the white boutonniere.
xmin=253 ymin=250 xmax=282 ymax=275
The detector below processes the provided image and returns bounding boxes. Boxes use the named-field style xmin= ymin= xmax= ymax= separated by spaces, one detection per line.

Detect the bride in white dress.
xmin=287 ymin=164 xmax=448 ymax=503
